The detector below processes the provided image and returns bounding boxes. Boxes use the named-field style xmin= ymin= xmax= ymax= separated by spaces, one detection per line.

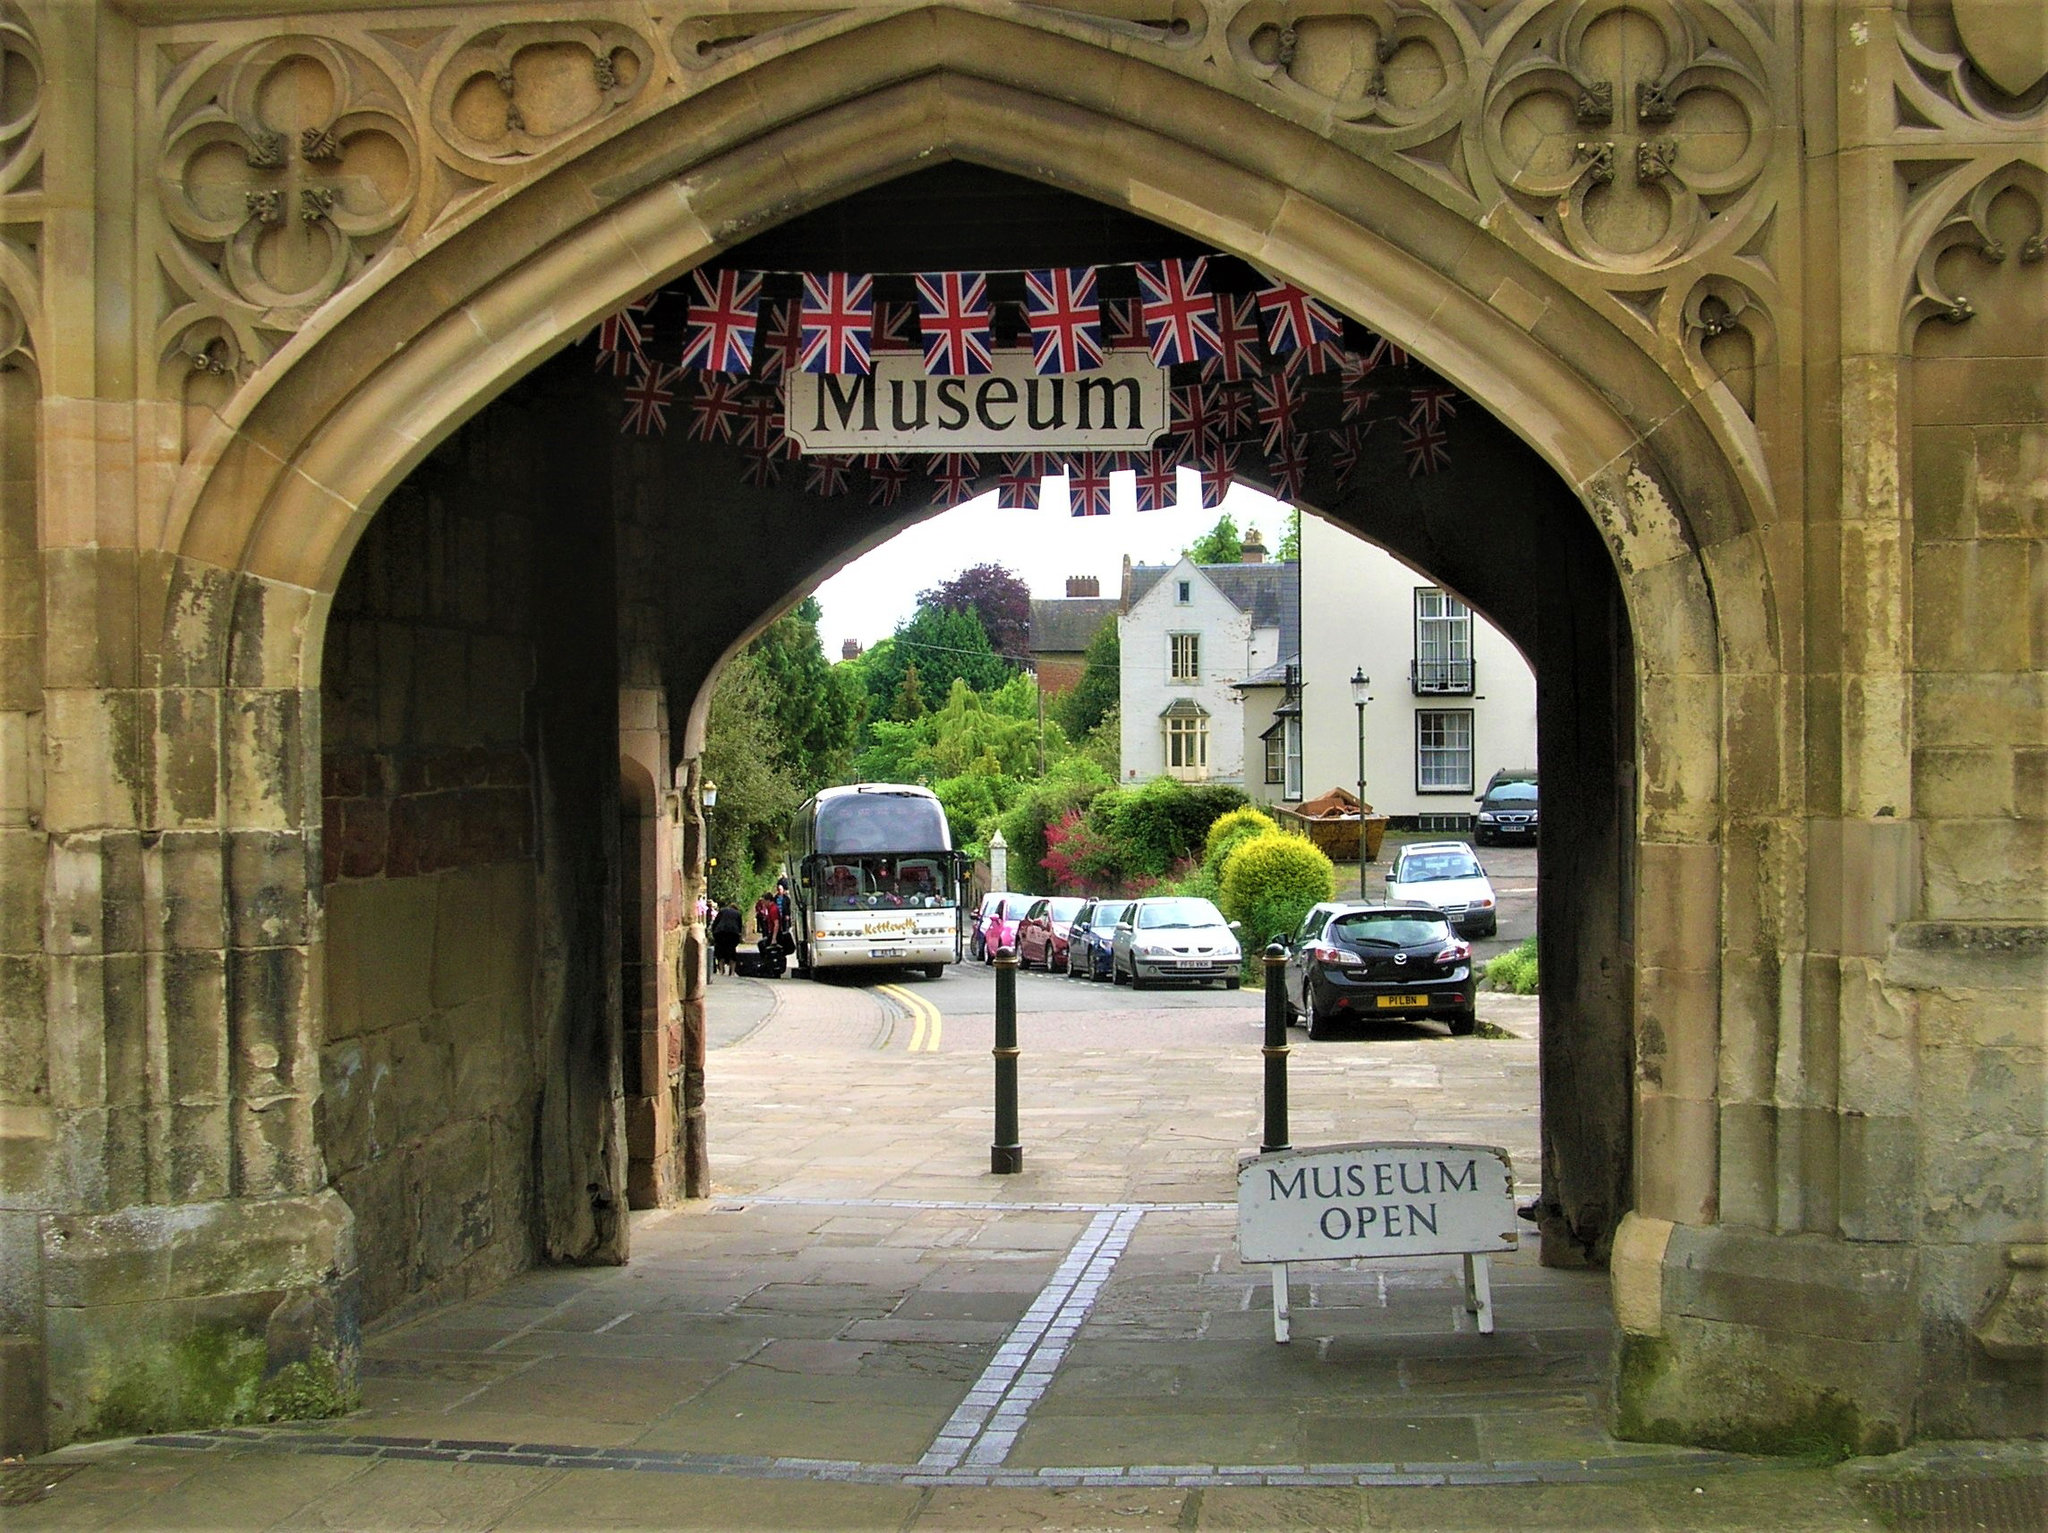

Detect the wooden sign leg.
xmin=1462 ymin=1253 xmax=1495 ymax=1335
xmin=1270 ymin=1262 xmax=1291 ymax=1344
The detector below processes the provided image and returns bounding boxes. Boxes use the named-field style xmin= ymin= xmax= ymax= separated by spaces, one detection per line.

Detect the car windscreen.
xmin=1330 ymin=912 xmax=1451 ymax=947
xmin=1398 ymin=853 xmax=1482 ymax=882
xmin=816 ymin=791 xmax=950 ymax=854
xmin=815 ymin=855 xmax=957 ymax=911
xmin=1047 ymin=898 xmax=1086 ymax=922
xmin=1484 ymin=784 xmax=1538 ymax=806
xmin=1091 ymin=902 xmax=1130 ymax=930
xmin=1137 ymin=898 xmax=1225 ymax=930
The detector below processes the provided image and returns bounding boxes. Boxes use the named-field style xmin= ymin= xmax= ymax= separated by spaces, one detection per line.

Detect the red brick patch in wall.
xmin=323 ymin=747 xmax=534 ymax=883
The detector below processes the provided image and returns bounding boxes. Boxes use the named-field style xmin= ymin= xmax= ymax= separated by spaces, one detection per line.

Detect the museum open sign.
xmin=1237 ymin=1142 xmax=1518 ymax=1264
xmin=784 ymin=352 xmax=1169 ymax=453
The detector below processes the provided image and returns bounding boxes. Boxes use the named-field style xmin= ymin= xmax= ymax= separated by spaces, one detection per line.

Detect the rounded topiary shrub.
xmin=1201 ymin=806 xmax=1279 ymax=880
xmin=1219 ymin=830 xmax=1336 ymax=951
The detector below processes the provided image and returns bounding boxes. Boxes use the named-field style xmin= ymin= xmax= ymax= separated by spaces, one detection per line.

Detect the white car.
xmin=1111 ymin=896 xmax=1243 ymax=990
xmin=1384 ymin=841 xmax=1498 ymax=938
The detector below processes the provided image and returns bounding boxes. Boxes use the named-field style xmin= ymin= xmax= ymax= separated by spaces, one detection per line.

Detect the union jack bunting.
xmin=594 ymin=298 xmax=655 ymax=378
xmin=1407 ymin=384 xmax=1459 ymax=430
xmin=1066 ymin=451 xmax=1115 ymax=516
xmin=1169 ymin=384 xmax=1223 ymax=458
xmin=1022 ymin=267 xmax=1104 ymax=374
xmin=799 ymin=272 xmax=874 ymax=375
xmin=619 ymin=360 xmax=679 ymax=435
xmin=1339 ymin=355 xmax=1379 ymax=422
xmin=1204 ymin=294 xmax=1265 ymax=384
xmin=996 ymin=453 xmax=1044 ymax=511
xmin=1252 ymin=368 xmax=1304 ymax=455
xmin=751 ymin=301 xmax=803 ymax=382
xmin=1255 ymin=280 xmax=1344 ymax=363
xmin=915 ymin=272 xmax=994 ymax=376
xmin=679 ymin=270 xmax=763 ymax=374
xmin=872 ymin=300 xmax=920 ymax=353
xmin=1267 ymin=433 xmax=1310 ymax=501
xmin=1327 ymin=422 xmax=1373 ymax=493
xmin=866 ymin=453 xmax=910 ymax=507
xmin=738 ymin=442 xmax=782 ymax=488
xmin=1213 ymin=382 xmax=1255 ymax=441
xmin=1198 ymin=442 xmax=1245 ymax=509
xmin=732 ymin=391 xmax=780 ymax=451
xmin=1132 ymin=450 xmax=1180 ymax=512
xmin=805 ymin=456 xmax=854 ymax=497
xmin=1103 ymin=296 xmax=1146 ymax=352
xmin=686 ymin=374 xmax=747 ymax=443
xmin=927 ymin=452 xmax=982 ymax=506
xmin=1401 ymin=416 xmax=1451 ymax=477
xmin=1358 ymin=333 xmax=1410 ymax=372
xmin=1135 ymin=258 xmax=1222 ymax=366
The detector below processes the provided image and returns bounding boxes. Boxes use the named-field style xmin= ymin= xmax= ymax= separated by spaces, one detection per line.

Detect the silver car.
xmin=1384 ymin=840 xmax=1498 ymax=938
xmin=1111 ymin=896 xmax=1243 ymax=990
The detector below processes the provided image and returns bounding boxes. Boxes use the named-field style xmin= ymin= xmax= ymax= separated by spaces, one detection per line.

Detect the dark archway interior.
xmin=316 ymin=164 xmax=1635 ymax=1324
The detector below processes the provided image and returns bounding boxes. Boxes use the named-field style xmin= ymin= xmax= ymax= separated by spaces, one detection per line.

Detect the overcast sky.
xmin=810 ymin=473 xmax=1290 ymax=655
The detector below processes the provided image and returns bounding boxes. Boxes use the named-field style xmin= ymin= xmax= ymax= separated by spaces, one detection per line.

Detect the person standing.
xmin=754 ymin=891 xmax=781 ymax=948
xmin=711 ymin=901 xmax=743 ymax=976
xmin=773 ymin=877 xmax=796 ymax=955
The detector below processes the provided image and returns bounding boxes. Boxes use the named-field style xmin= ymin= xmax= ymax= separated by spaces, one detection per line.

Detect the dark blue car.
xmin=1066 ymin=898 xmax=1132 ymax=980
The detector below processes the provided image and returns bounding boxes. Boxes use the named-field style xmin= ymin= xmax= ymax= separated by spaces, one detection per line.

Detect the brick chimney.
xmin=841 ymin=639 xmax=863 ymax=661
xmin=1065 ymin=575 xmax=1100 ymax=597
xmin=1241 ymin=528 xmax=1267 ymax=564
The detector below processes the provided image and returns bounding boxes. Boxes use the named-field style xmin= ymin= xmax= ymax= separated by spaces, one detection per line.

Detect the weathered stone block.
xmin=414 ymin=1119 xmax=494 ymax=1283
xmin=1664 ymin=1223 xmax=1918 ymax=1342
xmin=1913 ymin=746 xmax=2014 ymax=819
xmin=1922 ymin=817 xmax=2048 ymax=921
xmin=1836 ymin=1113 xmax=1917 ymax=1242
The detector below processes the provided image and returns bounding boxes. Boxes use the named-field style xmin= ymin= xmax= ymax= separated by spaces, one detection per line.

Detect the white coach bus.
xmin=785 ymin=784 xmax=965 ymax=978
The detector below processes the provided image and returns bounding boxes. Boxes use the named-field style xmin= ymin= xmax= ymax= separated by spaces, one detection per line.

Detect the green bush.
xmin=1201 ymin=806 xmax=1278 ymax=880
xmin=996 ymin=756 xmax=1112 ymax=894
xmin=1218 ymin=830 xmax=1336 ymax=952
xmin=1085 ymin=776 xmax=1248 ymax=882
xmin=1485 ymin=937 xmax=1539 ymax=994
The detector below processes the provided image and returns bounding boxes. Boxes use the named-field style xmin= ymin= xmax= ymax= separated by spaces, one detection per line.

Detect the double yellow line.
xmin=876 ymin=983 xmax=943 ymax=1052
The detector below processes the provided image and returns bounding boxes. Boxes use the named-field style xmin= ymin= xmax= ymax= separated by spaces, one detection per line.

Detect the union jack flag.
xmin=739 ymin=443 xmax=782 ymax=488
xmin=1022 ymin=268 xmax=1104 ymax=374
xmin=1407 ymin=384 xmax=1459 ymax=430
xmin=805 ymin=456 xmax=853 ymax=498
xmin=1213 ymin=382 xmax=1255 ymax=440
xmin=687 ymin=374 xmax=747 ymax=443
xmin=799 ymin=272 xmax=874 ymax=375
xmin=1359 ymin=333 xmax=1410 ymax=372
xmin=593 ymin=297 xmax=655 ymax=377
xmin=927 ymin=452 xmax=982 ymax=506
xmin=1198 ymin=442 xmax=1245 ymax=509
xmin=996 ymin=453 xmax=1044 ymax=510
xmin=1401 ymin=416 xmax=1451 ymax=477
xmin=1338 ymin=357 xmax=1378 ymax=423
xmin=1253 ymin=367 xmax=1304 ymax=455
xmin=1267 ymin=433 xmax=1310 ymax=501
xmin=1256 ymin=280 xmax=1344 ymax=365
xmin=679 ymin=270 xmax=763 ymax=374
xmin=1204 ymin=294 xmax=1265 ymax=383
xmin=1170 ymin=384 xmax=1222 ymax=458
xmin=620 ymin=360 xmax=679 ymax=435
xmin=751 ymin=300 xmax=803 ymax=382
xmin=866 ymin=453 xmax=910 ymax=507
xmin=1132 ymin=450 xmax=1180 ymax=512
xmin=915 ymin=272 xmax=994 ymax=376
xmin=1327 ymin=422 xmax=1373 ymax=493
xmin=732 ymin=390 xmax=780 ymax=451
xmin=1066 ymin=451 xmax=1115 ymax=517
xmin=872 ymin=300 xmax=920 ymax=353
xmin=1136 ymin=258 xmax=1222 ymax=366
xmin=1103 ymin=296 xmax=1146 ymax=352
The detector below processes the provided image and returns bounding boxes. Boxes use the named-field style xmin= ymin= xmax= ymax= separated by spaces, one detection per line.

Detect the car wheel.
xmin=1113 ymin=962 xmax=1130 ymax=987
xmin=1450 ymin=1008 xmax=1477 ymax=1036
xmin=1130 ymin=971 xmax=1150 ymax=992
xmin=1306 ymin=1003 xmax=1334 ymax=1040
xmin=1224 ymin=977 xmax=1241 ymax=990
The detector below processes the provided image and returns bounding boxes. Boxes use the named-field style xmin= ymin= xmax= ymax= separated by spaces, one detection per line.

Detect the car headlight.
xmin=1477 ymin=811 xmax=1497 ymax=822
xmin=1476 ymin=896 xmax=1495 ymax=908
xmin=1137 ymin=942 xmax=1169 ymax=956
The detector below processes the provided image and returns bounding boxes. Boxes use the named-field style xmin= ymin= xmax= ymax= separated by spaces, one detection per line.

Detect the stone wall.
xmin=318 ymin=465 xmax=542 ymax=1324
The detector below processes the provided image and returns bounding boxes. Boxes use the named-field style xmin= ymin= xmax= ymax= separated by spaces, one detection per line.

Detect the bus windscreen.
xmin=815 ymin=791 xmax=951 ymax=854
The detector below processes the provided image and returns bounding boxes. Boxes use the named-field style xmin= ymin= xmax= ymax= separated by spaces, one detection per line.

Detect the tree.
xmin=918 ymin=563 xmax=1032 ymax=663
xmin=893 ymin=662 xmax=927 ymax=721
xmin=747 ymin=596 xmax=862 ymax=793
xmin=1276 ymin=508 xmax=1300 ymax=562
xmin=1056 ymin=619 xmax=1119 ymax=741
xmin=1184 ymin=514 xmax=1243 ymax=565
xmin=698 ymin=652 xmax=803 ymax=906
xmin=857 ymin=603 xmax=1014 ymax=726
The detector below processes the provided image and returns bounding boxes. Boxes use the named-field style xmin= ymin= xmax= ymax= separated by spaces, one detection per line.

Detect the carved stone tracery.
xmin=429 ymin=22 xmax=651 ymax=165
xmin=1 ymin=3 xmax=43 ymax=198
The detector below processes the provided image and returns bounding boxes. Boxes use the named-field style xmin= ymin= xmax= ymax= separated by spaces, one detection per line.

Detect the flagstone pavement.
xmin=11 ymin=975 xmax=2039 ymax=1530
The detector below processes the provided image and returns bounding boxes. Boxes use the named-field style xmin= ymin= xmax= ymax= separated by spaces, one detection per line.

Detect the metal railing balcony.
xmin=1411 ymin=657 xmax=1476 ymax=695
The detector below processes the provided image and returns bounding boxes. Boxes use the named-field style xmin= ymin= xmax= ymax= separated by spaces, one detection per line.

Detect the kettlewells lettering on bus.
xmin=784 ymin=352 xmax=1168 ymax=453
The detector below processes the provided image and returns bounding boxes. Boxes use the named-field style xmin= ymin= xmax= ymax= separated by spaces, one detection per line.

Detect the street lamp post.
xmin=1349 ymin=669 xmax=1370 ymax=897
xmin=701 ymin=779 xmax=718 ymax=901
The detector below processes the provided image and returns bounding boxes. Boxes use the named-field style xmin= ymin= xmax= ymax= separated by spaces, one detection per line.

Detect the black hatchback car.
xmin=1280 ymin=903 xmax=1477 ymax=1039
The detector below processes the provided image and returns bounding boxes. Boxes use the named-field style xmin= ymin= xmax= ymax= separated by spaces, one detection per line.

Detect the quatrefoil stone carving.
xmin=1480 ymin=0 xmax=1770 ymax=273
xmin=159 ymin=37 xmax=416 ymax=315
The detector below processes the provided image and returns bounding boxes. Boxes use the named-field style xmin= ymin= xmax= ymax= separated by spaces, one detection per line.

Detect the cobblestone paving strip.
xmin=125 ymin=1427 xmax=1764 ymax=1489
xmin=730 ymin=1194 xmax=1233 ymax=1213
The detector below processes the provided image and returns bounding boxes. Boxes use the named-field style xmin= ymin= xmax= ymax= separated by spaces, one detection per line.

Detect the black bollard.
xmin=1261 ymin=943 xmax=1291 ymax=1154
xmin=991 ymin=946 xmax=1023 ymax=1173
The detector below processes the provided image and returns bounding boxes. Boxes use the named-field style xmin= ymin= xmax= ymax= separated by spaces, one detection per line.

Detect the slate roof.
xmin=1127 ymin=561 xmax=1299 ymax=656
xmin=1029 ymin=596 xmax=1120 ymax=655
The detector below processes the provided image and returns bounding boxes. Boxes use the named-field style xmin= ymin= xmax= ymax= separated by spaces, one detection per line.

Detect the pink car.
xmin=974 ymin=894 xmax=1029 ymax=963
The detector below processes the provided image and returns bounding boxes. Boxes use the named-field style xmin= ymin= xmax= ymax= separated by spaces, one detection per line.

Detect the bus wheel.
xmin=924 ymin=963 xmax=944 ymax=980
